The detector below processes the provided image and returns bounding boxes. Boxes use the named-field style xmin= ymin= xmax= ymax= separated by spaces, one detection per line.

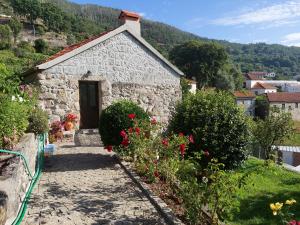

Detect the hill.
xmin=2 ymin=0 xmax=300 ymax=77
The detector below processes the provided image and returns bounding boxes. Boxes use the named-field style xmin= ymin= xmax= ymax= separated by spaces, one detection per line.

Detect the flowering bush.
xmin=27 ymin=107 xmax=49 ymax=135
xmin=99 ymin=100 xmax=149 ymax=146
xmin=269 ymin=199 xmax=299 ymax=224
xmin=65 ymin=113 xmax=77 ymax=123
xmin=48 ymin=121 xmax=63 ymax=143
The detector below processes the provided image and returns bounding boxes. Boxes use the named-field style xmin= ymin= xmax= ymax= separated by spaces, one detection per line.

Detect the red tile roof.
xmin=45 ymin=30 xmax=113 ymax=63
xmin=267 ymin=92 xmax=300 ymax=103
xmin=245 ymin=73 xmax=264 ymax=80
xmin=234 ymin=90 xmax=256 ymax=98
xmin=252 ymin=82 xmax=276 ymax=90
xmin=119 ymin=10 xmax=140 ymax=20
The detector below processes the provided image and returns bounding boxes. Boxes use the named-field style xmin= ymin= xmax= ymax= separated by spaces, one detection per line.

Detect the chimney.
xmin=119 ymin=10 xmax=141 ymax=36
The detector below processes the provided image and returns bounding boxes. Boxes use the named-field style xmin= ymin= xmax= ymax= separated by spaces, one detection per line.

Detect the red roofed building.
xmin=25 ymin=10 xmax=184 ymax=135
xmin=251 ymin=82 xmax=277 ymax=95
xmin=266 ymin=92 xmax=300 ymax=121
xmin=233 ymin=91 xmax=256 ymax=116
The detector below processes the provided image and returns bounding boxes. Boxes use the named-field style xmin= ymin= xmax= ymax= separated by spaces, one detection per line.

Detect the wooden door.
xmin=79 ymin=81 xmax=99 ymax=129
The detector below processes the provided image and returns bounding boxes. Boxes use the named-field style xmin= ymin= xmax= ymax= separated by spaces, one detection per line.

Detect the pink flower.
xmin=128 ymin=114 xmax=136 ymax=120
xmin=121 ymin=138 xmax=129 ymax=147
xmin=162 ymin=138 xmax=169 ymax=147
xmin=288 ymin=221 xmax=300 ymax=225
xmin=180 ymin=144 xmax=186 ymax=158
xmin=179 ymin=132 xmax=184 ymax=137
xmin=105 ymin=145 xmax=113 ymax=152
xmin=203 ymin=150 xmax=209 ymax=157
xmin=128 ymin=127 xmax=133 ymax=133
xmin=120 ymin=130 xmax=127 ymax=138
xmin=135 ymin=127 xmax=141 ymax=135
xmin=151 ymin=118 xmax=157 ymax=125
xmin=189 ymin=134 xmax=194 ymax=144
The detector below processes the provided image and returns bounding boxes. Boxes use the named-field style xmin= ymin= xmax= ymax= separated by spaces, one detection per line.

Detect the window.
xmin=288 ymin=106 xmax=292 ymax=111
xmin=296 ymin=103 xmax=299 ymax=108
xmin=282 ymin=104 xmax=285 ymax=110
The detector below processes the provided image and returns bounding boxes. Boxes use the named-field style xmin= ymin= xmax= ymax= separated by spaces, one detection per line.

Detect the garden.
xmin=99 ymin=90 xmax=300 ymax=225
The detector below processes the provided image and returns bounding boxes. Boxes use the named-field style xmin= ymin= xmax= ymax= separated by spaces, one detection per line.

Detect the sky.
xmin=71 ymin=0 xmax=300 ymax=46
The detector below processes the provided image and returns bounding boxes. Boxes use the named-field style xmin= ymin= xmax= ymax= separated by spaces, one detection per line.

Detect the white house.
xmin=233 ymin=90 xmax=256 ymax=116
xmin=251 ymin=82 xmax=277 ymax=95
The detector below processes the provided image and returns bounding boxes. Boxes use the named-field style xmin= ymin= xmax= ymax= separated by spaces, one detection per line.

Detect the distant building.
xmin=251 ymin=82 xmax=277 ymax=95
xmin=187 ymin=79 xmax=197 ymax=94
xmin=266 ymin=92 xmax=300 ymax=121
xmin=0 ymin=14 xmax=11 ymax=24
xmin=233 ymin=90 xmax=256 ymax=116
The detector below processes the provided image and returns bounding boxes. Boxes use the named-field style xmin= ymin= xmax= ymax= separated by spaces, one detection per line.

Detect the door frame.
xmin=79 ymin=81 xmax=100 ymax=129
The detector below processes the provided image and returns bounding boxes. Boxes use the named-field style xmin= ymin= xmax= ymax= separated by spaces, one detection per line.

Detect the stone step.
xmin=74 ymin=129 xmax=103 ymax=147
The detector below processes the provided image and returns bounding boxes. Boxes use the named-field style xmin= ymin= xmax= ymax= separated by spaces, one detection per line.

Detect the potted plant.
xmin=64 ymin=113 xmax=77 ymax=131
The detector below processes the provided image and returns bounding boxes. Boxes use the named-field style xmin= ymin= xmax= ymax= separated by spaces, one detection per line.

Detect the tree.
xmin=180 ymin=78 xmax=191 ymax=97
xmin=169 ymin=40 xmax=229 ymax=88
xmin=11 ymin=0 xmax=41 ymax=36
xmin=34 ymin=39 xmax=48 ymax=53
xmin=169 ymin=90 xmax=251 ymax=169
xmin=253 ymin=107 xmax=294 ymax=161
xmin=0 ymin=25 xmax=12 ymax=50
xmin=8 ymin=18 xmax=22 ymax=44
xmin=40 ymin=2 xmax=64 ymax=32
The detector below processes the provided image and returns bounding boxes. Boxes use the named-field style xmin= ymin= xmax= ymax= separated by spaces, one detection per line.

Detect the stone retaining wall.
xmin=0 ymin=134 xmax=37 ymax=225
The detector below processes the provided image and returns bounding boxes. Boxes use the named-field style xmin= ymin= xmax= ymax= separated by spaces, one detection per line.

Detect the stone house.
xmin=233 ymin=91 xmax=256 ymax=116
xmin=266 ymin=92 xmax=300 ymax=121
xmin=25 ymin=10 xmax=183 ymax=129
xmin=251 ymin=82 xmax=277 ymax=95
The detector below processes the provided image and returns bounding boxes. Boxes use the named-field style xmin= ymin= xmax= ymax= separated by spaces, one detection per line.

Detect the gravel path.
xmin=21 ymin=144 xmax=166 ymax=225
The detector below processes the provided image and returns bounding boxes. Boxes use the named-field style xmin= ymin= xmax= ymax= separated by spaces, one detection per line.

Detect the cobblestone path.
xmin=21 ymin=144 xmax=166 ymax=225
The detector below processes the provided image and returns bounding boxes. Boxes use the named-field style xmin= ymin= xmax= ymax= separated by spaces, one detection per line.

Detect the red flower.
xmin=135 ymin=127 xmax=141 ymax=135
xmin=120 ymin=130 xmax=127 ymax=138
xmin=151 ymin=117 xmax=157 ymax=125
xmin=162 ymin=138 xmax=169 ymax=146
xmin=154 ymin=170 xmax=159 ymax=178
xmin=203 ymin=150 xmax=209 ymax=157
xmin=179 ymin=132 xmax=184 ymax=137
xmin=180 ymin=144 xmax=186 ymax=158
xmin=153 ymin=159 xmax=158 ymax=165
xmin=105 ymin=145 xmax=113 ymax=152
xmin=128 ymin=127 xmax=133 ymax=133
xmin=128 ymin=114 xmax=136 ymax=120
xmin=121 ymin=138 xmax=129 ymax=147
xmin=189 ymin=134 xmax=194 ymax=144
xmin=288 ymin=221 xmax=300 ymax=225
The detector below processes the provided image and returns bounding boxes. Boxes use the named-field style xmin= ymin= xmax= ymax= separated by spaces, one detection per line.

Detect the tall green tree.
xmin=253 ymin=107 xmax=294 ymax=160
xmin=0 ymin=25 xmax=12 ymax=49
xmin=11 ymin=0 xmax=41 ymax=36
xmin=8 ymin=17 xmax=22 ymax=44
xmin=169 ymin=40 xmax=229 ymax=89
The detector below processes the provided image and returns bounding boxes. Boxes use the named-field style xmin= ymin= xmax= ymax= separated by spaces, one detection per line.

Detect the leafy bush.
xmin=0 ymin=95 xmax=29 ymax=148
xmin=99 ymin=100 xmax=149 ymax=146
xmin=169 ymin=89 xmax=251 ymax=169
xmin=0 ymin=25 xmax=12 ymax=50
xmin=34 ymin=39 xmax=48 ymax=53
xmin=27 ymin=107 xmax=49 ymax=135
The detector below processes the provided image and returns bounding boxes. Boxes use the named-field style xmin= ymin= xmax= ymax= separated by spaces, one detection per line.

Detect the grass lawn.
xmin=227 ymin=158 xmax=300 ymax=225
xmin=283 ymin=121 xmax=300 ymax=146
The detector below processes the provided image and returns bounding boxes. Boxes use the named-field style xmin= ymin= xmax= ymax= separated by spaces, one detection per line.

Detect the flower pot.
xmin=64 ymin=121 xmax=74 ymax=131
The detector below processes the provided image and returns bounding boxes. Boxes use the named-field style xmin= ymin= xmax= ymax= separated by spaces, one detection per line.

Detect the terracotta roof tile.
xmin=267 ymin=92 xmax=300 ymax=103
xmin=45 ymin=30 xmax=113 ymax=63
xmin=245 ymin=73 xmax=264 ymax=80
xmin=119 ymin=10 xmax=140 ymax=19
xmin=252 ymin=82 xmax=276 ymax=90
xmin=234 ymin=90 xmax=256 ymax=98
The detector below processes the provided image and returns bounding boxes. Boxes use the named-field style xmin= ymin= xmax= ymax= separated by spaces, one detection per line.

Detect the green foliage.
xmin=99 ymin=100 xmax=149 ymax=146
xmin=0 ymin=95 xmax=29 ymax=148
xmin=255 ymin=95 xmax=269 ymax=119
xmin=169 ymin=89 xmax=251 ymax=169
xmin=252 ymin=107 xmax=294 ymax=160
xmin=34 ymin=38 xmax=48 ymax=53
xmin=0 ymin=63 xmax=20 ymax=94
xmin=180 ymin=78 xmax=191 ymax=97
xmin=8 ymin=17 xmax=22 ymax=43
xmin=27 ymin=107 xmax=49 ymax=135
xmin=0 ymin=24 xmax=12 ymax=50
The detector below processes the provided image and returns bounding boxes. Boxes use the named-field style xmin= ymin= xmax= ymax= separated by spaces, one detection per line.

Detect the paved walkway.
xmin=21 ymin=144 xmax=166 ymax=225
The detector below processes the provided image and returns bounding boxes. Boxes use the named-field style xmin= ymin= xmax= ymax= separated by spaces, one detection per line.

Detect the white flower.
xmin=156 ymin=155 xmax=159 ymax=160
xmin=202 ymin=176 xmax=208 ymax=184
xmin=11 ymin=96 xmax=16 ymax=101
xmin=18 ymin=96 xmax=24 ymax=102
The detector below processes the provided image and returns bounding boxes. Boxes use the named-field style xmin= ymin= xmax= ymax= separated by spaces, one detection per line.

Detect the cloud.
xmin=138 ymin=12 xmax=146 ymax=17
xmin=281 ymin=32 xmax=300 ymax=46
xmin=212 ymin=1 xmax=300 ymax=26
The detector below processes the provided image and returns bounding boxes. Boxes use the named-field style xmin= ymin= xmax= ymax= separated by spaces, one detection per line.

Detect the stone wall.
xmin=0 ymin=134 xmax=38 ymax=225
xmin=35 ymin=31 xmax=181 ymax=124
xmin=270 ymin=103 xmax=300 ymax=121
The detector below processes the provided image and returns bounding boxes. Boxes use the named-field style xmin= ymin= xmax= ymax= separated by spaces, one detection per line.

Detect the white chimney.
xmin=119 ymin=10 xmax=141 ymax=36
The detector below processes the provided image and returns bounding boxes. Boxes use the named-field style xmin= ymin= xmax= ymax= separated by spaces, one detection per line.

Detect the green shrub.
xmin=0 ymin=95 xmax=29 ymax=148
xmin=27 ymin=107 xmax=49 ymax=135
xmin=0 ymin=25 xmax=12 ymax=50
xmin=34 ymin=39 xmax=48 ymax=53
xmin=169 ymin=89 xmax=251 ymax=169
xmin=99 ymin=100 xmax=148 ymax=146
